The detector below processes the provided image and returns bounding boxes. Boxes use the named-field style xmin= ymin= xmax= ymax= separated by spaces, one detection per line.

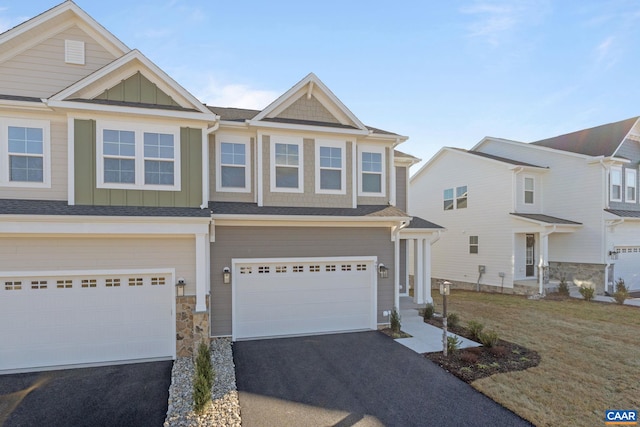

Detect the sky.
xmin=2 ymin=0 xmax=640 ymax=173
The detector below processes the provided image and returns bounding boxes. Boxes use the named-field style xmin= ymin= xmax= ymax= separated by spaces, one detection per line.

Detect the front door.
xmin=526 ymin=234 xmax=535 ymax=277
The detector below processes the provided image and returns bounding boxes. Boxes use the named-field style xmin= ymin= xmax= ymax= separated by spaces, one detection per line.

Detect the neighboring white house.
xmin=410 ymin=117 xmax=640 ymax=294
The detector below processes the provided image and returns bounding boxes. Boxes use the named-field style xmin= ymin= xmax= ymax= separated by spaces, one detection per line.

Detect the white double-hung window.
xmin=610 ymin=167 xmax=622 ymax=202
xmin=217 ymin=135 xmax=250 ymax=192
xmin=0 ymin=118 xmax=50 ymax=187
xmin=97 ymin=121 xmax=180 ymax=191
xmin=626 ymin=169 xmax=637 ymax=203
xmin=270 ymin=136 xmax=303 ymax=193
xmin=358 ymin=146 xmax=385 ymax=196
xmin=316 ymin=139 xmax=345 ymax=194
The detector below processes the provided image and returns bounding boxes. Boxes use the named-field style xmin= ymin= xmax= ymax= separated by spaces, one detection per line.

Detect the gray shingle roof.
xmin=530 ymin=117 xmax=638 ymax=157
xmin=406 ymin=216 xmax=443 ymax=229
xmin=466 ymin=150 xmax=547 ymax=168
xmin=0 ymin=199 xmax=211 ymax=217
xmin=68 ymin=98 xmax=200 ymax=112
xmin=604 ymin=209 xmax=640 ymax=218
xmin=206 ymin=105 xmax=398 ymax=135
xmin=210 ymin=202 xmax=409 ymax=218
xmin=0 ymin=94 xmax=43 ymax=103
xmin=510 ymin=213 xmax=582 ymax=225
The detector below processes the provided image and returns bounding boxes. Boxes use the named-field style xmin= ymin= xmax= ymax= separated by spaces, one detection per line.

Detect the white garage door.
xmin=0 ymin=269 xmax=174 ymax=372
xmin=233 ymin=257 xmax=377 ymax=340
xmin=614 ymin=247 xmax=640 ymax=290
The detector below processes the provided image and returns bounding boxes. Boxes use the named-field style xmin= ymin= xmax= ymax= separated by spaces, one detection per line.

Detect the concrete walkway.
xmin=394 ymin=297 xmax=480 ymax=354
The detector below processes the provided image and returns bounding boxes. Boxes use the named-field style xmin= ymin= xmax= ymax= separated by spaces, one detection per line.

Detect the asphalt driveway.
xmin=234 ymin=331 xmax=532 ymax=427
xmin=0 ymin=361 xmax=172 ymax=427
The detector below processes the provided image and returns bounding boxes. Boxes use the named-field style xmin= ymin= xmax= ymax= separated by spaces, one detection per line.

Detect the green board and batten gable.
xmin=93 ymin=71 xmax=181 ymax=107
xmin=74 ymin=119 xmax=202 ymax=207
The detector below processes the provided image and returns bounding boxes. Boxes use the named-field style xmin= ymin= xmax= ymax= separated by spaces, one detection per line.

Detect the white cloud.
xmin=594 ymin=35 xmax=620 ymax=69
xmin=197 ymin=77 xmax=280 ymax=109
xmin=460 ymin=1 xmax=547 ymax=46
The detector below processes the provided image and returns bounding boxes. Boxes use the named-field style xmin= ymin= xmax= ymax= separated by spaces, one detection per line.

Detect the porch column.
xmin=424 ymin=238 xmax=432 ymax=303
xmin=195 ymin=233 xmax=208 ymax=312
xmin=538 ymin=233 xmax=549 ymax=295
xmin=405 ymin=239 xmax=410 ymax=295
xmin=394 ymin=233 xmax=400 ymax=310
xmin=414 ymin=238 xmax=424 ymax=304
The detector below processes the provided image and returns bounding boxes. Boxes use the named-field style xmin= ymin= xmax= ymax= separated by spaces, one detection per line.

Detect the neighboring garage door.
xmin=233 ymin=257 xmax=377 ymax=340
xmin=0 ymin=269 xmax=174 ymax=372
xmin=614 ymin=247 xmax=640 ymax=290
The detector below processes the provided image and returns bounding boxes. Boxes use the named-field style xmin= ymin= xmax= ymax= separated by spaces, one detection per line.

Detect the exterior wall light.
xmin=223 ymin=267 xmax=231 ymax=284
xmin=378 ymin=263 xmax=389 ymax=279
xmin=608 ymin=250 xmax=618 ymax=260
xmin=176 ymin=277 xmax=186 ymax=297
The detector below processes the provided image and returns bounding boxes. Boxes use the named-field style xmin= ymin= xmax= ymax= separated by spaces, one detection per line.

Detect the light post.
xmin=440 ymin=281 xmax=451 ymax=356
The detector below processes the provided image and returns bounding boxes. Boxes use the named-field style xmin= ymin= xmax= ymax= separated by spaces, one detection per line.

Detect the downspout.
xmin=512 ymin=166 xmax=524 ymax=213
xmin=393 ymin=221 xmax=410 ymax=311
xmin=200 ymin=120 xmax=220 ymax=209
xmin=604 ymin=218 xmax=625 ymax=293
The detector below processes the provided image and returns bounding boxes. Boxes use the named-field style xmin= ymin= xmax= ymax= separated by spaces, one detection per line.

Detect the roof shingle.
xmin=210 ymin=202 xmax=409 ymax=218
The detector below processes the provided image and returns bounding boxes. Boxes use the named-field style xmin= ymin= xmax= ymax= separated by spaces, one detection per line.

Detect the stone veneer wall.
xmin=430 ymin=278 xmax=527 ymax=295
xmin=548 ymin=262 xmax=606 ymax=295
xmin=176 ymin=295 xmax=210 ymax=357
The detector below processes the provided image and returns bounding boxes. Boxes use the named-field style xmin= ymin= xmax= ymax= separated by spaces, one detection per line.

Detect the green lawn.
xmin=429 ymin=290 xmax=640 ymax=427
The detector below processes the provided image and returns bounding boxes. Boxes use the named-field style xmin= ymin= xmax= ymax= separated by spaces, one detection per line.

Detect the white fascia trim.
xmin=46 ymin=100 xmax=216 ymax=121
xmin=0 ymin=99 xmax=51 ymax=111
xmin=247 ymin=120 xmax=369 ymax=136
xmin=365 ymin=133 xmax=409 ymax=142
xmin=399 ymin=230 xmax=444 ymax=239
xmin=510 ymin=216 xmax=582 ymax=230
xmin=219 ymin=120 xmax=251 ymax=128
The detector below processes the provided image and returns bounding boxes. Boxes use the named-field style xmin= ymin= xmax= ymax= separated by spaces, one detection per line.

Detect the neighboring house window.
xmin=358 ymin=146 xmax=386 ymax=196
xmin=216 ymin=135 xmax=250 ymax=193
xmin=456 ymin=185 xmax=468 ymax=208
xmin=610 ymin=167 xmax=622 ymax=202
xmin=469 ymin=236 xmax=479 ymax=254
xmin=444 ymin=186 xmax=467 ymax=210
xmin=0 ymin=118 xmax=50 ymax=188
xmin=524 ymin=177 xmax=534 ymax=204
xmin=443 ymin=188 xmax=454 ymax=210
xmin=626 ymin=169 xmax=637 ymax=203
xmin=316 ymin=139 xmax=346 ymax=194
xmin=270 ymin=136 xmax=303 ymax=193
xmin=97 ymin=121 xmax=180 ymax=191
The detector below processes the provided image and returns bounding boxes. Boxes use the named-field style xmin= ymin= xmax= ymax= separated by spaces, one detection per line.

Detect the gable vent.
xmin=65 ymin=40 xmax=85 ymax=65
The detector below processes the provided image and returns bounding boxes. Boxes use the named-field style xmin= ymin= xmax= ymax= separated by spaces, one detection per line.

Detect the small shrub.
xmin=476 ymin=363 xmax=489 ymax=370
xmin=460 ymin=351 xmax=479 ymax=364
xmin=390 ymin=307 xmax=401 ymax=333
xmin=446 ymin=312 xmax=460 ymax=328
xmin=193 ymin=340 xmax=215 ymax=414
xmin=447 ymin=335 xmax=461 ymax=354
xmin=489 ymin=345 xmax=507 ymax=358
xmin=578 ymin=285 xmax=595 ymax=302
xmin=613 ymin=278 xmax=629 ymax=305
xmin=479 ymin=330 xmax=499 ymax=348
xmin=423 ymin=303 xmax=435 ymax=321
xmin=490 ymin=362 xmax=501 ymax=368
xmin=460 ymin=367 xmax=473 ymax=374
xmin=557 ymin=277 xmax=570 ymax=296
xmin=467 ymin=320 xmax=484 ymax=340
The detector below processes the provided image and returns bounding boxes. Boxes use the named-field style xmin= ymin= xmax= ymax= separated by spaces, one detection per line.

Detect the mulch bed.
xmin=423 ymin=317 xmax=540 ymax=383
xmin=378 ymin=327 xmax=412 ymax=339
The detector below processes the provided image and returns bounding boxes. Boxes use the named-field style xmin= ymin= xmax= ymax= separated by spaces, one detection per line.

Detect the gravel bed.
xmin=164 ymin=338 xmax=242 ymax=427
